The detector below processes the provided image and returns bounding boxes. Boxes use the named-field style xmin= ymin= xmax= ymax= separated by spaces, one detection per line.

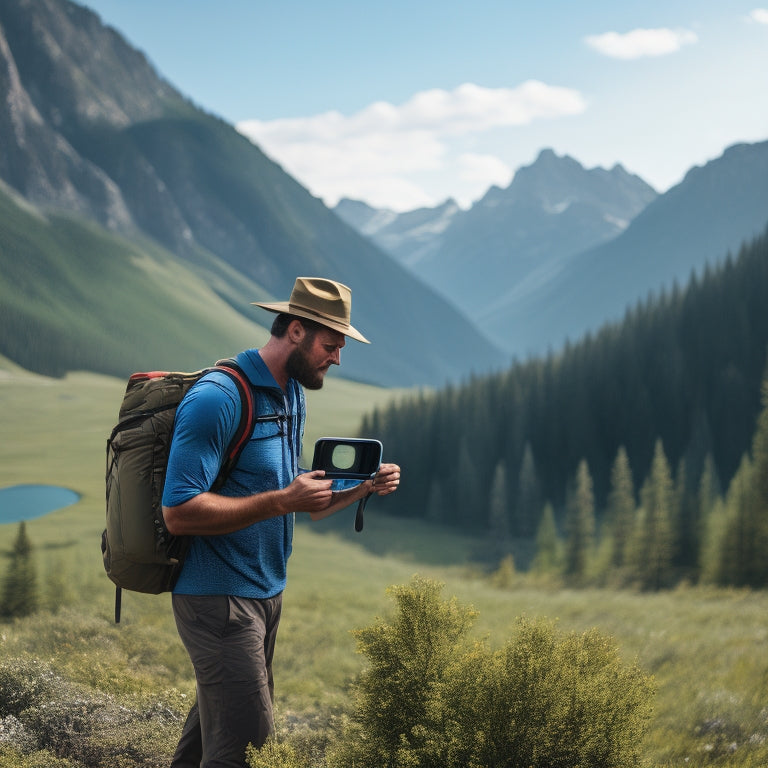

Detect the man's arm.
xmin=164 ymin=463 xmax=401 ymax=534
xmin=163 ymin=470 xmax=333 ymax=535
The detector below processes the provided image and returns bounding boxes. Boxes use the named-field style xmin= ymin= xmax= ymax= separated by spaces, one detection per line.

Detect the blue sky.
xmin=78 ymin=1 xmax=768 ymax=211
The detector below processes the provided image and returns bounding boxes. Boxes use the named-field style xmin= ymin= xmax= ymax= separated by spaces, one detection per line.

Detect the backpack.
xmin=102 ymin=359 xmax=255 ymax=622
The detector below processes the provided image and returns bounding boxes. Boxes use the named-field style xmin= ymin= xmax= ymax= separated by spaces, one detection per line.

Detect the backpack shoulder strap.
xmin=211 ymin=358 xmax=256 ymax=490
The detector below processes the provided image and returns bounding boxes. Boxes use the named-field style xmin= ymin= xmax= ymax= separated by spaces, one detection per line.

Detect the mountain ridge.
xmin=337 ymin=149 xmax=658 ymax=351
xmin=338 ymin=140 xmax=768 ymax=359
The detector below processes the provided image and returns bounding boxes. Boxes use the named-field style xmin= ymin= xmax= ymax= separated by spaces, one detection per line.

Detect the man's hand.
xmin=284 ymin=470 xmax=334 ymax=512
xmin=369 ymin=463 xmax=401 ymax=496
xmin=305 ymin=462 xmax=401 ymax=522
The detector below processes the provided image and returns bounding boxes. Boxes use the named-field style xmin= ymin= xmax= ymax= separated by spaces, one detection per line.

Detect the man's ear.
xmin=287 ymin=319 xmax=306 ymax=345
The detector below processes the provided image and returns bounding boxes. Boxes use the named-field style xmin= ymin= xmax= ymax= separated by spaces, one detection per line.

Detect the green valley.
xmin=1 ymin=365 xmax=767 ymax=766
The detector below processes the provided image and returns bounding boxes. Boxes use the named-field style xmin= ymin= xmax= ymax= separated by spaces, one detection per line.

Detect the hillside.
xmin=0 ymin=180 xmax=269 ymax=377
xmin=0 ymin=0 xmax=501 ymax=387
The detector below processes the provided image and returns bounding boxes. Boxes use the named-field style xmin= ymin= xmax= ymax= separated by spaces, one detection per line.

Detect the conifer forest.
xmin=364 ymin=227 xmax=768 ymax=589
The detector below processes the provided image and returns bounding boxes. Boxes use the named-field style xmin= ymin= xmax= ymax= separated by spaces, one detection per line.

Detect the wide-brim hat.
xmin=252 ymin=277 xmax=370 ymax=344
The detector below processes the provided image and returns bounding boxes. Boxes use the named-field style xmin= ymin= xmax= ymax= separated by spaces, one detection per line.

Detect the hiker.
xmin=161 ymin=277 xmax=401 ymax=767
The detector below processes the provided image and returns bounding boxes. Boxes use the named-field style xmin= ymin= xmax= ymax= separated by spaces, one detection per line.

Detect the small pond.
xmin=0 ymin=484 xmax=81 ymax=524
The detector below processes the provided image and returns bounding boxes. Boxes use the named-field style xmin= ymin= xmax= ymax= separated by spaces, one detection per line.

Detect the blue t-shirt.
xmin=162 ymin=349 xmax=305 ymax=598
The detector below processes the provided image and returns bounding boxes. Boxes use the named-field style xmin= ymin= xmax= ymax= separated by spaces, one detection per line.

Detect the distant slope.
xmin=503 ymin=141 xmax=768 ymax=358
xmin=0 ymin=0 xmax=502 ymax=387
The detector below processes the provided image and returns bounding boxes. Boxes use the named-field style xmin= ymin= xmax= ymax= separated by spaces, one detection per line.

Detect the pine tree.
xmin=1 ymin=522 xmax=39 ymax=618
xmin=636 ymin=440 xmax=675 ymax=590
xmin=532 ymin=502 xmax=562 ymax=574
xmin=750 ymin=379 xmax=768 ymax=532
xmin=564 ymin=460 xmax=595 ymax=581
xmin=606 ymin=446 xmax=635 ymax=568
xmin=426 ymin=477 xmax=446 ymax=524
xmin=455 ymin=438 xmax=481 ymax=528
xmin=698 ymin=452 xmax=722 ymax=519
xmin=488 ymin=461 xmax=511 ymax=560
xmin=718 ymin=454 xmax=754 ymax=586
xmin=699 ymin=496 xmax=728 ymax=584
xmin=514 ymin=443 xmax=542 ymax=537
xmin=696 ymin=452 xmax=722 ymax=580
xmin=718 ymin=381 xmax=768 ymax=587
xmin=673 ymin=458 xmax=700 ymax=575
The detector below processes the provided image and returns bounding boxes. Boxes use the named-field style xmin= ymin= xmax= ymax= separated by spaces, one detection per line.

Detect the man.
xmin=161 ymin=277 xmax=401 ymax=767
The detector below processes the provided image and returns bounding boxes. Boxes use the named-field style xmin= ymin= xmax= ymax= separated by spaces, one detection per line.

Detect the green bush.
xmin=469 ymin=620 xmax=655 ymax=768
xmin=329 ymin=576 xmax=655 ymax=768
xmin=246 ymin=737 xmax=308 ymax=768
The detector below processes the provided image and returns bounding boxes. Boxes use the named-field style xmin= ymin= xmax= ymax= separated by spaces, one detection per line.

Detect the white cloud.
xmin=236 ymin=81 xmax=585 ymax=211
xmin=749 ymin=8 xmax=768 ymax=24
xmin=458 ymin=153 xmax=513 ymax=187
xmin=585 ymin=28 xmax=698 ymax=59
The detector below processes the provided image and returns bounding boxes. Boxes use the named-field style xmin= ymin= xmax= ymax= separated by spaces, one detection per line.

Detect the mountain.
xmin=0 ymin=0 xmax=502 ymax=388
xmin=337 ymin=150 xmax=658 ymax=352
xmin=335 ymin=197 xmax=461 ymax=268
xmin=502 ymin=140 xmax=768 ymax=358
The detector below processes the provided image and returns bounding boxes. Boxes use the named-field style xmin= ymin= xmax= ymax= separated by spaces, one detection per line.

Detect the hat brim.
xmin=252 ymin=301 xmax=370 ymax=344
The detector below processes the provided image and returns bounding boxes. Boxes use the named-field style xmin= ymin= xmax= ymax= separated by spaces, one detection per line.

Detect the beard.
xmin=285 ymin=340 xmax=327 ymax=390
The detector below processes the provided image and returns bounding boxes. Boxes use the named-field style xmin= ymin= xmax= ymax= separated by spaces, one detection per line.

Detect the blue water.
xmin=0 ymin=484 xmax=80 ymax=524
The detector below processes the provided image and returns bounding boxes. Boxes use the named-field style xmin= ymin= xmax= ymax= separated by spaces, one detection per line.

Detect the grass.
xmin=1 ymin=363 xmax=768 ymax=766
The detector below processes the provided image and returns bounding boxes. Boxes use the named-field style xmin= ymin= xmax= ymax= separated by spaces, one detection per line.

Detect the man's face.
xmin=286 ymin=326 xmax=346 ymax=390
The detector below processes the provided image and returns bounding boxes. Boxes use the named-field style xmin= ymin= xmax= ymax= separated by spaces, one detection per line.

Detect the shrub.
xmin=0 ymin=715 xmax=39 ymax=754
xmin=246 ymin=737 xmax=308 ymax=768
xmin=331 ymin=575 xmax=477 ymax=768
xmin=0 ymin=743 xmax=76 ymax=768
xmin=465 ymin=619 xmax=655 ymax=768
xmin=0 ymin=656 xmax=182 ymax=767
xmin=330 ymin=576 xmax=655 ymax=768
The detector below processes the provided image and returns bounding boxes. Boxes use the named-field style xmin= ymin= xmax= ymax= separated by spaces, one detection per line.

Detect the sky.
xmin=77 ymin=1 xmax=768 ymax=211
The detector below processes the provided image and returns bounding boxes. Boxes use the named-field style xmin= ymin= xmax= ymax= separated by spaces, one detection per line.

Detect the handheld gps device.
xmin=311 ymin=438 xmax=383 ymax=531
xmin=311 ymin=438 xmax=383 ymax=480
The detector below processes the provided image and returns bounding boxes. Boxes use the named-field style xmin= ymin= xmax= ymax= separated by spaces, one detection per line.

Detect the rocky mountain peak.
xmin=482 ymin=148 xmax=657 ymax=219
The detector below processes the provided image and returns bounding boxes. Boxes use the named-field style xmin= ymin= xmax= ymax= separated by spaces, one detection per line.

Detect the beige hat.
xmin=252 ymin=277 xmax=370 ymax=344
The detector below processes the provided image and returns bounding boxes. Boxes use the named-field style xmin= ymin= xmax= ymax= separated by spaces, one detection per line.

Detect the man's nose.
xmin=330 ymin=348 xmax=341 ymax=365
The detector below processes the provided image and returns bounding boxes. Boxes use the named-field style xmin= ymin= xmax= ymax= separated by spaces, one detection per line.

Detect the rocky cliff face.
xmin=0 ymin=0 xmax=192 ymax=227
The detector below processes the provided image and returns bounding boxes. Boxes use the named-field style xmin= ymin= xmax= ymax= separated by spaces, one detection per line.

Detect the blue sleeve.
xmin=162 ymin=373 xmax=241 ymax=507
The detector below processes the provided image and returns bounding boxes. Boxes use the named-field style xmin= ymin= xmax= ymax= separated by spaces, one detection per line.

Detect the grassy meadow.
xmin=1 ymin=360 xmax=767 ymax=766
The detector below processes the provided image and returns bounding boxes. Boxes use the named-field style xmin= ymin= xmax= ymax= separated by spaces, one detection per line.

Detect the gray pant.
xmin=170 ymin=592 xmax=283 ymax=768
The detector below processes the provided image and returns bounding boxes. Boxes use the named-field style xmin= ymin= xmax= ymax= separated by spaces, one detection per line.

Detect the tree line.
xmin=363 ymin=226 xmax=768 ymax=588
